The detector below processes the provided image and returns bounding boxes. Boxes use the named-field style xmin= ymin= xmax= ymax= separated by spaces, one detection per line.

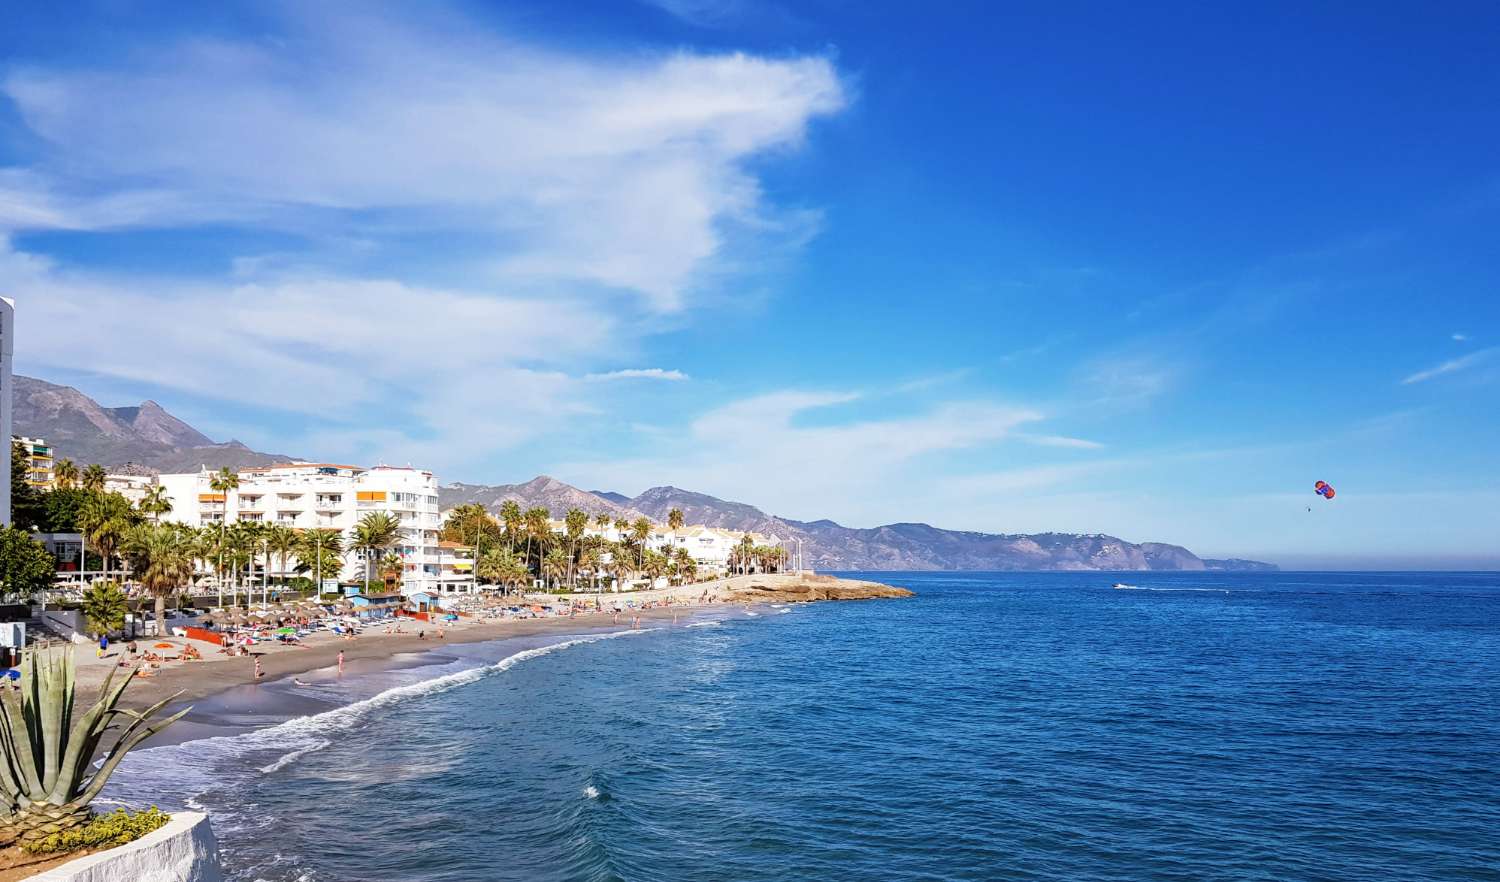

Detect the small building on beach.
xmin=347 ymin=593 xmax=402 ymax=619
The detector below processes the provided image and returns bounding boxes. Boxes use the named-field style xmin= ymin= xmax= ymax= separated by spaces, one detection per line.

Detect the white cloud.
xmin=1452 ymin=332 xmax=1468 ymax=342
xmin=584 ymin=369 xmax=689 ymax=382
xmin=1018 ymin=434 xmax=1106 ymax=450
xmin=1 ymin=6 xmax=845 ymax=311
xmin=1400 ymin=347 xmax=1497 ymax=384
xmin=558 ymin=391 xmax=1052 ymax=520
xmin=0 ymin=6 xmax=846 ymax=477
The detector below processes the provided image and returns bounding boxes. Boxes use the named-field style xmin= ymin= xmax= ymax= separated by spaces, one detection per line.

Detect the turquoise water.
xmin=108 ymin=571 xmax=1500 ymax=880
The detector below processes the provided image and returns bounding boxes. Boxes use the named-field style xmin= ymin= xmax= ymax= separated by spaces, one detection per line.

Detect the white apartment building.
xmin=159 ymin=462 xmax=443 ymax=595
xmin=12 ymin=436 xmax=53 ymax=488
xmin=103 ymin=472 xmax=154 ymax=504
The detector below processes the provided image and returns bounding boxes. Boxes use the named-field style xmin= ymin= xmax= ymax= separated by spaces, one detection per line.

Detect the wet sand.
xmin=98 ymin=604 xmax=715 ymax=714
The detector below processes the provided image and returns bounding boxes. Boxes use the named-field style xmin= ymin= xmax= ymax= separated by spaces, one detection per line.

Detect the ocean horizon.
xmin=105 ymin=570 xmax=1500 ymax=881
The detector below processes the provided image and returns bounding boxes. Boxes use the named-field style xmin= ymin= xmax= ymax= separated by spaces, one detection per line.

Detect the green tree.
xmin=123 ymin=524 xmax=196 ymax=638
xmin=631 ymin=517 xmax=652 ymax=571
xmin=542 ymin=548 xmax=568 ymax=590
xmin=9 ymin=443 xmax=44 ymax=531
xmin=295 ymin=528 xmax=344 ymax=586
xmin=207 ymin=467 xmax=239 ymax=607
xmin=80 ymin=464 xmax=107 ymax=494
xmin=136 ymin=485 xmax=172 ymax=523
xmin=609 ymin=548 xmax=633 ymax=592
xmin=594 ymin=512 xmax=611 ymax=531
xmin=737 ymin=535 xmax=755 ymax=575
xmin=564 ymin=508 xmax=588 ymax=588
xmin=351 ymin=512 xmax=402 ymax=592
xmin=523 ymin=507 xmax=550 ymax=575
xmin=265 ymin=524 xmax=298 ymax=589
xmin=667 ymin=508 xmax=685 ymax=532
xmin=499 ymin=500 xmax=523 ymax=553
xmin=38 ymin=488 xmax=89 ymax=534
xmin=80 ymin=581 xmax=127 ymax=637
xmin=52 ymin=459 xmax=78 ymax=491
xmin=77 ymin=493 xmax=138 ymax=582
xmin=0 ymin=527 xmax=57 ymax=600
xmin=674 ymin=546 xmax=696 ymax=584
xmin=577 ymin=546 xmax=602 ymax=594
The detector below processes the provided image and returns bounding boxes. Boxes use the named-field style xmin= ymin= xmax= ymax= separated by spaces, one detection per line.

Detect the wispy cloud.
xmin=558 ymin=391 xmax=1052 ymax=519
xmin=1400 ymin=347 xmax=1497 ymax=384
xmin=0 ymin=5 xmax=847 ymax=476
xmin=1018 ymin=434 xmax=1106 ymax=450
xmin=0 ymin=6 xmax=845 ymax=311
xmin=584 ymin=369 xmax=689 ymax=382
xmin=1452 ymin=332 xmax=1469 ymax=342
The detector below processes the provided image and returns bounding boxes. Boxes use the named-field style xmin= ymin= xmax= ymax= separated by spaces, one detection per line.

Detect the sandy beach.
xmin=68 ymin=573 xmax=909 ymax=714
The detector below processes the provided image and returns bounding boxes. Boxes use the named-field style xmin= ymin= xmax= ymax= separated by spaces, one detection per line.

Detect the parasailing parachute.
xmin=1314 ymin=480 xmax=1336 ymax=500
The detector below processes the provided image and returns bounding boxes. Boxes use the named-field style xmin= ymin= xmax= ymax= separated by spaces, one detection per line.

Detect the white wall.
xmin=31 ymin=811 xmax=223 ymax=882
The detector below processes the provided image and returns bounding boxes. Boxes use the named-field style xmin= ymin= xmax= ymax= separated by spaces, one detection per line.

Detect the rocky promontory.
xmin=722 ymin=573 xmax=913 ymax=604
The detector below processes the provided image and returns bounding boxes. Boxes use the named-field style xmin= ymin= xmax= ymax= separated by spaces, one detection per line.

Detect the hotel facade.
xmin=158 ymin=462 xmax=444 ymax=595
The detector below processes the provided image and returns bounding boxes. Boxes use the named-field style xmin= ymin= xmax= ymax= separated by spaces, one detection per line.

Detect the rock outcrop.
xmin=722 ymin=574 xmax=914 ymax=603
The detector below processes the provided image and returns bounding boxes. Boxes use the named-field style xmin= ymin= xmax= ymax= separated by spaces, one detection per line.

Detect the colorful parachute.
xmin=1314 ymin=480 xmax=1336 ymax=500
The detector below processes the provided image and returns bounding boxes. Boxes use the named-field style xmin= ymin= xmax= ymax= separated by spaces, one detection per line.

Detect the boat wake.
xmin=1113 ymin=585 xmax=1230 ymax=594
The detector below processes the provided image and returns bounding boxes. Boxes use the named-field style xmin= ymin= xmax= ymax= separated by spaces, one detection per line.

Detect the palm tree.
xmin=564 ymin=508 xmax=588 ymax=589
xmin=523 ymin=507 xmax=550 ymax=578
xmin=378 ymin=553 xmax=404 ymax=588
xmin=738 ymin=535 xmax=755 ymax=575
xmin=53 ymin=458 xmax=78 ymax=491
xmin=208 ymin=467 xmax=239 ymax=607
xmin=123 ymin=523 xmax=196 ymax=640
xmin=631 ymin=517 xmax=652 ymax=571
xmin=595 ymin=512 xmax=612 ymax=532
xmin=499 ymin=500 xmax=523 ymax=553
xmin=80 ymin=464 xmax=106 ymax=494
xmin=674 ymin=547 xmax=697 ymax=584
xmin=643 ymin=549 xmax=666 ymax=586
xmin=542 ymin=548 xmax=568 ymax=591
xmin=80 ymin=581 xmax=127 ymax=637
xmin=136 ymin=484 xmax=172 ymax=523
xmin=297 ymin=528 xmax=344 ymax=590
xmin=609 ymin=551 xmax=633 ymax=593
xmin=577 ymin=546 xmax=602 ymax=595
xmin=265 ymin=524 xmax=298 ymax=592
xmin=351 ymin=512 xmax=402 ymax=592
xmin=668 ymin=508 xmax=685 ymax=532
xmin=77 ymin=492 xmax=137 ymax=583
xmin=225 ymin=521 xmax=259 ymax=607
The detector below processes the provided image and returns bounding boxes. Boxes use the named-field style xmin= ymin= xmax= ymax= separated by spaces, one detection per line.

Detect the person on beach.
xmin=338 ymin=650 xmax=345 ymax=675
xmin=97 ymin=634 xmax=108 ymax=659
xmin=253 ymin=656 xmax=263 ymax=681
xmin=632 ymin=615 xmax=640 ymax=629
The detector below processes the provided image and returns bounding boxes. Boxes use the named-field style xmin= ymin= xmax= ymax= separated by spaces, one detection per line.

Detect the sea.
xmin=104 ymin=571 xmax=1500 ymax=881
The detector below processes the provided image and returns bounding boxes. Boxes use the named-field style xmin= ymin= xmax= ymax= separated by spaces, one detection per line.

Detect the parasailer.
xmin=1314 ymin=480 xmax=1335 ymax=500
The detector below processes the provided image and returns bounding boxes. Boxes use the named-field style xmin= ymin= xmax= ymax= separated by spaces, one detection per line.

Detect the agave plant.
xmin=0 ymin=650 xmax=186 ymax=846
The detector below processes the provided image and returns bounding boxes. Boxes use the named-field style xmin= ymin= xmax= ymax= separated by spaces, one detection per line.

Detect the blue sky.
xmin=3 ymin=1 xmax=1498 ymax=567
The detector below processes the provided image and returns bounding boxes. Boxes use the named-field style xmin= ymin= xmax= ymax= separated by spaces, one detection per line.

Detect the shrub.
xmin=22 ymin=807 xmax=171 ymax=855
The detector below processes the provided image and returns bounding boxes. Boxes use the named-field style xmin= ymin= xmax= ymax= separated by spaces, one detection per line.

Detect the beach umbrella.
xmin=153 ymin=642 xmax=174 ymax=649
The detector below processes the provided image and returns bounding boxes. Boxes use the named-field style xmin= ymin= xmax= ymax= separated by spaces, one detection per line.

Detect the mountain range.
xmin=11 ymin=375 xmax=293 ymax=473
xmin=441 ymin=478 xmax=1277 ymax=572
xmin=14 ymin=374 xmax=1276 ymax=571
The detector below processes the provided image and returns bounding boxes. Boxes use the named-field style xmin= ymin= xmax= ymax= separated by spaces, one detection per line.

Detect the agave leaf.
xmin=76 ymin=706 xmax=190 ymax=806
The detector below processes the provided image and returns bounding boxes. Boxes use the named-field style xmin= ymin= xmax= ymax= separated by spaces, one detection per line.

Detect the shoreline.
xmin=84 ymin=573 xmax=911 ymax=715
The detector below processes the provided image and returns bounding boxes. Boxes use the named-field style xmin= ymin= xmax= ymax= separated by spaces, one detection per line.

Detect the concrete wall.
xmin=38 ymin=608 xmax=85 ymax=641
xmin=32 ymin=811 xmax=223 ymax=882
